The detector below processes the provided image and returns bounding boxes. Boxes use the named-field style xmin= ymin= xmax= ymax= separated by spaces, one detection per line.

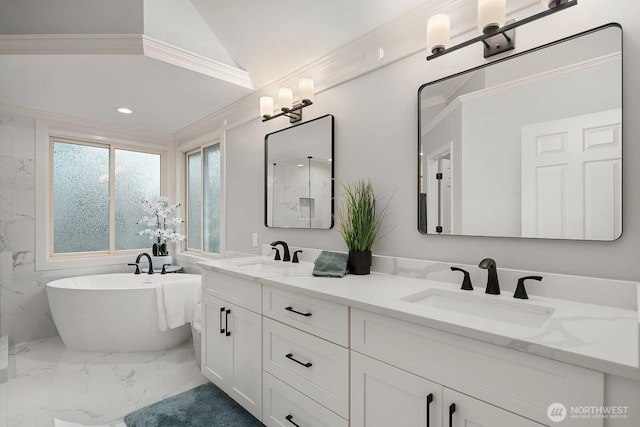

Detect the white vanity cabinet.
xmin=352 ymin=351 xmax=543 ymax=427
xmin=351 ymin=308 xmax=605 ymax=427
xmin=199 ymin=261 xmax=636 ymax=427
xmin=201 ymin=270 xmax=262 ymax=420
xmin=262 ymin=284 xmax=350 ymax=427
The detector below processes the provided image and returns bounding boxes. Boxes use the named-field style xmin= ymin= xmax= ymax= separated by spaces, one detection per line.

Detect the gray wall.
xmin=225 ymin=1 xmax=640 ymax=281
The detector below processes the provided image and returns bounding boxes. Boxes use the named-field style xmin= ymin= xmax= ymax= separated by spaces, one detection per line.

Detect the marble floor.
xmin=0 ymin=336 xmax=207 ymax=426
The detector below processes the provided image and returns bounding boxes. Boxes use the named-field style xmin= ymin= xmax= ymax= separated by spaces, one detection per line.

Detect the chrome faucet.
xmin=270 ymin=241 xmax=291 ymax=262
xmin=135 ymin=252 xmax=154 ymax=275
xmin=479 ymin=258 xmax=499 ymax=294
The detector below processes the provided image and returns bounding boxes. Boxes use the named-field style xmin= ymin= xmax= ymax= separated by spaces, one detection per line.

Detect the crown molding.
xmin=142 ymin=35 xmax=253 ymax=89
xmin=0 ymin=33 xmax=253 ymax=89
xmin=0 ymin=33 xmax=142 ymax=55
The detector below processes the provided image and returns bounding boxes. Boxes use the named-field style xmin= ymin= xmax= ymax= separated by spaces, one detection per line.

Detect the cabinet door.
xmin=202 ymin=293 xmax=262 ymax=421
xmin=445 ymin=388 xmax=544 ymax=427
xmin=351 ymin=351 xmax=442 ymax=427
xmin=202 ymin=293 xmax=232 ymax=388
xmin=226 ymin=302 xmax=263 ymax=420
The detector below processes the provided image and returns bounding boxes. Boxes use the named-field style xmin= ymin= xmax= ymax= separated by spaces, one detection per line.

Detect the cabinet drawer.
xmin=263 ymin=317 xmax=349 ymax=418
xmin=202 ymin=269 xmax=261 ymax=313
xmin=351 ymin=308 xmax=604 ymax=427
xmin=263 ymin=285 xmax=349 ymax=346
xmin=263 ymin=372 xmax=348 ymax=427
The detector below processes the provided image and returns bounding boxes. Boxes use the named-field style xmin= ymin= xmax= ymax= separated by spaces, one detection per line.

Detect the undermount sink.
xmin=402 ymin=288 xmax=555 ymax=328
xmin=224 ymin=257 xmax=296 ymax=271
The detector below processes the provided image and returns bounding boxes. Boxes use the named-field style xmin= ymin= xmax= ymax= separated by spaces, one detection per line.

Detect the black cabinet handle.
xmin=225 ymin=309 xmax=231 ymax=336
xmin=426 ymin=393 xmax=433 ymax=427
xmin=219 ymin=307 xmax=225 ymax=334
xmin=285 ymin=415 xmax=301 ymax=427
xmin=285 ymin=353 xmax=312 ymax=368
xmin=449 ymin=403 xmax=456 ymax=427
xmin=285 ymin=306 xmax=312 ymax=317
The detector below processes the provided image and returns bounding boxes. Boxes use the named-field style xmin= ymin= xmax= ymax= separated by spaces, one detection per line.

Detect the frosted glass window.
xmin=203 ymin=144 xmax=220 ymax=253
xmin=115 ymin=149 xmax=161 ymax=250
xmin=51 ymin=138 xmax=163 ymax=255
xmin=53 ymin=141 xmax=109 ymax=253
xmin=186 ymin=142 xmax=220 ymax=255
xmin=187 ymin=151 xmax=202 ymax=250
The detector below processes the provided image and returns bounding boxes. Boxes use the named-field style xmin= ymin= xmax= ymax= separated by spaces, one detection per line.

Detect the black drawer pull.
xmin=285 ymin=414 xmax=301 ymax=427
xmin=285 ymin=306 xmax=312 ymax=317
xmin=219 ymin=307 xmax=225 ymax=334
xmin=426 ymin=393 xmax=433 ymax=427
xmin=285 ymin=353 xmax=312 ymax=368
xmin=225 ymin=309 xmax=231 ymax=336
xmin=449 ymin=403 xmax=456 ymax=427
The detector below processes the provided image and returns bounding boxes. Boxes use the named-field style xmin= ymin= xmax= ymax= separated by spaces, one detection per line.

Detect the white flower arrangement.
xmin=137 ymin=196 xmax=185 ymax=256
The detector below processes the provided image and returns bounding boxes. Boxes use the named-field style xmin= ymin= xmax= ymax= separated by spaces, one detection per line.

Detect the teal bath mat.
xmin=124 ymin=382 xmax=264 ymax=427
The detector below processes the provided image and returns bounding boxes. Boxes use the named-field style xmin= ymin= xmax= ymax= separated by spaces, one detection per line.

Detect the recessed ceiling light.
xmin=116 ymin=107 xmax=133 ymax=114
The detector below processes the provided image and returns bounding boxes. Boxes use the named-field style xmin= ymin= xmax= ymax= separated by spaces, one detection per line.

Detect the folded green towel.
xmin=312 ymin=251 xmax=348 ymax=278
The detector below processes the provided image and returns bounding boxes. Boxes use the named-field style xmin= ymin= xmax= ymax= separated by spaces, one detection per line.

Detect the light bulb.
xmin=260 ymin=96 xmax=273 ymax=117
xmin=298 ymin=79 xmax=314 ymax=103
xmin=427 ymin=14 xmax=451 ymax=54
xmin=278 ymin=88 xmax=293 ymax=110
xmin=478 ymin=0 xmax=506 ymax=34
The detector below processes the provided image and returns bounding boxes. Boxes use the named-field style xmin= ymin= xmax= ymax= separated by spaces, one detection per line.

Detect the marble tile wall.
xmin=0 ymin=118 xmax=127 ymax=346
xmin=0 ymin=119 xmax=47 ymax=346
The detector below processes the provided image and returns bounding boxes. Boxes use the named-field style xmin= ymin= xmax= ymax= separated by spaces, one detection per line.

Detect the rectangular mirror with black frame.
xmin=418 ymin=24 xmax=622 ymax=241
xmin=265 ymin=114 xmax=334 ymax=229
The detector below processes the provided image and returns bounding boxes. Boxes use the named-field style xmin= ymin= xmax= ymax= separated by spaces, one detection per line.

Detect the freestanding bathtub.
xmin=46 ymin=273 xmax=200 ymax=352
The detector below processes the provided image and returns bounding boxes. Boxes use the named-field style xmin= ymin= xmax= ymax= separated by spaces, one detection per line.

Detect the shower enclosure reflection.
xmin=265 ymin=115 xmax=334 ymax=229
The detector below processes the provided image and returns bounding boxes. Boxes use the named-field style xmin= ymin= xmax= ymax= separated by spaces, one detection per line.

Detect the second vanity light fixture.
xmin=260 ymin=78 xmax=314 ymax=123
xmin=426 ymin=0 xmax=577 ymax=61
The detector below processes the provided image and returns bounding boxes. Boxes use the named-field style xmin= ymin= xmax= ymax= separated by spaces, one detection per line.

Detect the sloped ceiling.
xmin=190 ymin=0 xmax=429 ymax=88
xmin=0 ymin=0 xmax=431 ymax=135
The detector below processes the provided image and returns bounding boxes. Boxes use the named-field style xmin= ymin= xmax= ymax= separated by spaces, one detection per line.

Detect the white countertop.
xmin=198 ymin=256 xmax=640 ymax=380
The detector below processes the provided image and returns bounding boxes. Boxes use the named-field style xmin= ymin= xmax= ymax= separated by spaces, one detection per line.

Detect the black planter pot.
xmin=348 ymin=250 xmax=372 ymax=275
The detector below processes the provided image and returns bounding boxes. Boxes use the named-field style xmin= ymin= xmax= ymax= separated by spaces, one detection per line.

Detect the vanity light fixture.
xmin=426 ymin=0 xmax=577 ymax=61
xmin=260 ymin=78 xmax=314 ymax=123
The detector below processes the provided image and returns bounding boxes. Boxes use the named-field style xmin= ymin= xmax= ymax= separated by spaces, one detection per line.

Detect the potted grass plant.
xmin=337 ymin=179 xmax=390 ymax=275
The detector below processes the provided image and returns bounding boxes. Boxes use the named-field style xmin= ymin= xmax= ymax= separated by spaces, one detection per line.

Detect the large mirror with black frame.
xmin=418 ymin=24 xmax=622 ymax=241
xmin=265 ymin=114 xmax=334 ymax=229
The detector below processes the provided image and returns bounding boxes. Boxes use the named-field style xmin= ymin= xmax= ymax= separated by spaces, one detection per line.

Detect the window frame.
xmin=49 ymin=136 xmax=166 ymax=258
xmin=35 ymin=121 xmax=169 ymax=271
xmin=183 ymin=140 xmax=222 ymax=258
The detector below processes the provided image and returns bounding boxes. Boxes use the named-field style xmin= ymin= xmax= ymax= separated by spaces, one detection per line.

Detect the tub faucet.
xmin=270 ymin=241 xmax=291 ymax=262
xmin=479 ymin=258 xmax=499 ymax=294
xmin=127 ymin=263 xmax=141 ymax=275
xmin=135 ymin=252 xmax=154 ymax=275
